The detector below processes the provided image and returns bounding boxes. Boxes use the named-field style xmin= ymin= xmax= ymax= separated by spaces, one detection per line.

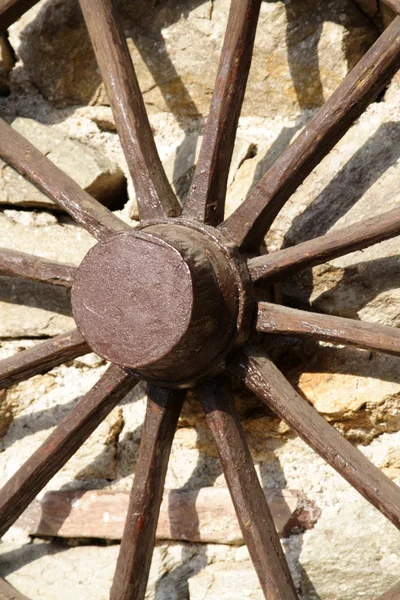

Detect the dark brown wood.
xmin=256 ymin=302 xmax=400 ymax=356
xmin=198 ymin=380 xmax=298 ymax=600
xmin=0 ymin=0 xmax=38 ymax=32
xmin=72 ymin=223 xmax=247 ymax=387
xmin=375 ymin=582 xmax=400 ymax=600
xmin=0 ymin=364 xmax=137 ymax=537
xmin=384 ymin=0 xmax=400 ymax=14
xmin=15 ymin=487 xmax=313 ymax=543
xmin=183 ymin=0 xmax=262 ymax=226
xmin=248 ymin=206 xmax=400 ymax=283
xmin=0 ymin=247 xmax=75 ymax=287
xmin=0 ymin=329 xmax=90 ymax=390
xmin=79 ymin=0 xmax=181 ymax=221
xmin=0 ymin=118 xmax=129 ymax=242
xmin=220 ymin=17 xmax=400 ymax=250
xmin=0 ymin=578 xmax=29 ymax=600
xmin=231 ymin=346 xmax=400 ymax=529
xmin=110 ymin=386 xmax=185 ymax=600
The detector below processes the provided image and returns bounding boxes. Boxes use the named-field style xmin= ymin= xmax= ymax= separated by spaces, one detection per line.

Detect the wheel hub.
xmin=72 ymin=221 xmax=253 ymax=387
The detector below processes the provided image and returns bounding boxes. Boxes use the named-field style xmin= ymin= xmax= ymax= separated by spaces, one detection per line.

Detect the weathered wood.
xmin=79 ymin=0 xmax=180 ymax=221
xmin=384 ymin=0 xmax=400 ymax=14
xmin=72 ymin=224 xmax=245 ymax=387
xmin=0 ymin=329 xmax=90 ymax=390
xmin=0 ymin=578 xmax=29 ymax=600
xmin=15 ymin=487 xmax=315 ymax=543
xmin=198 ymin=381 xmax=298 ymax=600
xmin=0 ymin=365 xmax=137 ymax=538
xmin=375 ymin=582 xmax=400 ymax=600
xmin=352 ymin=0 xmax=379 ymax=18
xmin=110 ymin=386 xmax=185 ymax=600
xmin=231 ymin=346 xmax=400 ymax=529
xmin=0 ymin=0 xmax=38 ymax=32
xmin=247 ymin=206 xmax=400 ymax=283
xmin=184 ymin=0 xmax=262 ymax=226
xmin=220 ymin=17 xmax=400 ymax=250
xmin=256 ymin=302 xmax=400 ymax=356
xmin=0 ymin=248 xmax=75 ymax=287
xmin=0 ymin=118 xmax=129 ymax=241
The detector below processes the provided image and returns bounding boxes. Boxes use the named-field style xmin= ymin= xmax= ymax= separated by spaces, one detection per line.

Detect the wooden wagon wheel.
xmin=0 ymin=0 xmax=400 ymax=598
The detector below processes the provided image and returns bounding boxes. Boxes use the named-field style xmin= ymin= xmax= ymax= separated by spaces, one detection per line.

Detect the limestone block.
xmin=14 ymin=0 xmax=376 ymax=118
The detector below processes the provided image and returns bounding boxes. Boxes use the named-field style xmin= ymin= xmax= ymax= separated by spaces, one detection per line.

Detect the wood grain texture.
xmin=184 ymin=0 xmax=262 ymax=226
xmin=0 ymin=0 xmax=38 ymax=32
xmin=0 ymin=118 xmax=129 ymax=241
xmin=248 ymin=207 xmax=400 ymax=282
xmin=198 ymin=380 xmax=298 ymax=600
xmin=220 ymin=17 xmax=400 ymax=250
xmin=231 ymin=346 xmax=400 ymax=529
xmin=0 ymin=578 xmax=29 ymax=600
xmin=0 ymin=329 xmax=90 ymax=389
xmin=256 ymin=302 xmax=400 ymax=356
xmin=110 ymin=386 xmax=185 ymax=600
xmin=0 ymin=247 xmax=75 ymax=287
xmin=384 ymin=0 xmax=400 ymax=14
xmin=79 ymin=0 xmax=181 ymax=221
xmin=15 ymin=487 xmax=315 ymax=543
xmin=0 ymin=364 xmax=137 ymax=537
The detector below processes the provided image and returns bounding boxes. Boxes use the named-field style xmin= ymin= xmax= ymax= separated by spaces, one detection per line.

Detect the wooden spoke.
xmin=248 ymin=206 xmax=400 ymax=283
xmin=197 ymin=380 xmax=298 ymax=600
xmin=79 ymin=0 xmax=181 ymax=221
xmin=0 ymin=578 xmax=29 ymax=600
xmin=183 ymin=0 xmax=262 ymax=226
xmin=230 ymin=346 xmax=400 ymax=529
xmin=0 ymin=118 xmax=129 ymax=242
xmin=0 ymin=329 xmax=90 ymax=390
xmin=110 ymin=386 xmax=185 ymax=600
xmin=0 ymin=247 xmax=76 ymax=287
xmin=0 ymin=0 xmax=38 ymax=32
xmin=220 ymin=17 xmax=400 ymax=250
xmin=0 ymin=364 xmax=138 ymax=537
xmin=256 ymin=302 xmax=400 ymax=357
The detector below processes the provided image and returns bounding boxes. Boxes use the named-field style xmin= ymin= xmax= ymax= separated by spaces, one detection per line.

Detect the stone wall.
xmin=0 ymin=1 xmax=399 ymax=599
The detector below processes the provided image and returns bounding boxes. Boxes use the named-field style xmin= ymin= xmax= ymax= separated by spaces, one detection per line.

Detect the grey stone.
xmin=0 ymin=118 xmax=127 ymax=210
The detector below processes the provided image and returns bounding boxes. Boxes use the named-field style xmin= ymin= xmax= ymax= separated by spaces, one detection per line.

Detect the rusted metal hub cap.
xmin=72 ymin=222 xmax=252 ymax=387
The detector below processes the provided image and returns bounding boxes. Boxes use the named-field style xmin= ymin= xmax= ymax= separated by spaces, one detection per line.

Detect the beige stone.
xmin=15 ymin=0 xmax=376 ymax=118
xmin=291 ymin=345 xmax=400 ymax=444
xmin=189 ymin=561 xmax=264 ymax=600
xmin=0 ymin=359 xmax=125 ymax=485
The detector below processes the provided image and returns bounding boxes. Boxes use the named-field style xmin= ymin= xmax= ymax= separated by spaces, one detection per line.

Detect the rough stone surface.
xmin=0 ymin=117 xmax=127 ymax=210
xmin=0 ymin=1 xmax=399 ymax=599
xmin=13 ymin=0 xmax=376 ymax=116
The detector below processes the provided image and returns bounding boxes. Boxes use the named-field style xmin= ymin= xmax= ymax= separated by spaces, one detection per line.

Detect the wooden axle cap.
xmin=72 ymin=223 xmax=251 ymax=387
